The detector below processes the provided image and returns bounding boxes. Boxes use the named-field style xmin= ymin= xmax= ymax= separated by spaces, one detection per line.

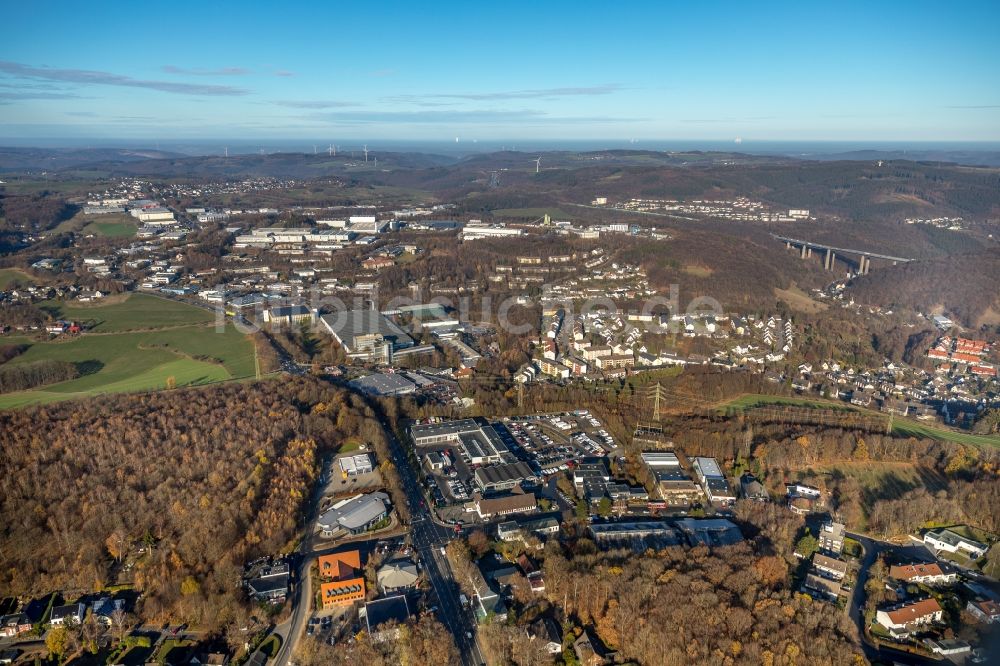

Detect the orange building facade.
xmin=317 ymin=551 xmax=366 ymax=609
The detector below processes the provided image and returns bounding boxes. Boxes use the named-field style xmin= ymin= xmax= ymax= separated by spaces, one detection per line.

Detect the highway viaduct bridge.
xmin=773 ymin=234 xmax=913 ymax=274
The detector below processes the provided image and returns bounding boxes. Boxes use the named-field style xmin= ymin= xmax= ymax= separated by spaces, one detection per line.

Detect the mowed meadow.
xmin=0 ymin=293 xmax=256 ymax=408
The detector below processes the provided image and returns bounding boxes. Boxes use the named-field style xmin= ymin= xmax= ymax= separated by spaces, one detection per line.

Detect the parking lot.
xmin=501 ymin=410 xmax=617 ymax=475
xmin=318 ymin=449 xmax=384 ymax=511
xmin=415 ymin=411 xmax=618 ymax=521
xmin=420 ymin=446 xmax=474 ymax=505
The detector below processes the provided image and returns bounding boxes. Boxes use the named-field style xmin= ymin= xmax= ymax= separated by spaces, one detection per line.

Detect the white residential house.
xmin=923 ymin=529 xmax=988 ymax=560
xmin=875 ymin=599 xmax=943 ymax=637
xmin=49 ymin=603 xmax=85 ymax=627
xmin=966 ymin=599 xmax=1000 ymax=624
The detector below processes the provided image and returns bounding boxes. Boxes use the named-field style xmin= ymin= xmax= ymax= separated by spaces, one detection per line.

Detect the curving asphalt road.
xmin=846 ymin=531 xmax=940 ymax=666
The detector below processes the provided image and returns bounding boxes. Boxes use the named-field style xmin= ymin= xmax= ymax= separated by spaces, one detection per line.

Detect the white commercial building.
xmin=340 ymin=453 xmax=374 ymax=477
xmin=640 ymin=451 xmax=680 ymax=468
xmin=461 ymin=223 xmax=524 ymax=240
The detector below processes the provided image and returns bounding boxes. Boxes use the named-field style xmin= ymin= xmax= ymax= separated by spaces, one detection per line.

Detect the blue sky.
xmin=2 ymin=1 xmax=999 ymax=142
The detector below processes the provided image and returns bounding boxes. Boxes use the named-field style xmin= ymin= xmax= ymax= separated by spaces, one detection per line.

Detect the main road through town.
xmin=380 ymin=415 xmax=486 ymax=666
xmin=273 ymin=416 xmax=485 ymax=666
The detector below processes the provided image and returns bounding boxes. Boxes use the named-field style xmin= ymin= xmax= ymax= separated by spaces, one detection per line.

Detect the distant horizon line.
xmin=3 ymin=138 xmax=1000 ymax=154
xmin=3 ymin=138 xmax=999 ymax=144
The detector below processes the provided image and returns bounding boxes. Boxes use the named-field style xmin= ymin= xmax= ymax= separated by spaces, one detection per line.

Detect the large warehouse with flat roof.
xmin=409 ymin=419 xmax=511 ymax=464
xmin=319 ymin=310 xmax=414 ymax=362
xmin=474 ymin=461 xmax=540 ymax=493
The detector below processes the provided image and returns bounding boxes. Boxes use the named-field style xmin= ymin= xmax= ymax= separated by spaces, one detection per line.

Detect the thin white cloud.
xmin=273 ymin=100 xmax=360 ymax=109
xmin=308 ymin=108 xmax=644 ymax=125
xmin=0 ymin=61 xmax=249 ymax=96
xmin=0 ymin=91 xmax=88 ymax=103
xmin=679 ymin=116 xmax=776 ymax=123
xmin=387 ymin=84 xmax=623 ymax=103
xmin=162 ymin=65 xmax=251 ymax=76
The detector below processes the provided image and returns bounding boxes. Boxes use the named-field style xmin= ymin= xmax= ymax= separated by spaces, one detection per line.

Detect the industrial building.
xmin=589 ymin=521 xmax=681 ymax=551
xmin=691 ymin=457 xmax=736 ymax=504
xmin=409 ymin=419 xmax=511 ymax=464
xmin=675 ymin=518 xmax=744 ymax=547
xmin=350 ymin=372 xmax=417 ymax=396
xmin=461 ymin=222 xmax=524 ymax=240
xmin=339 ymin=453 xmax=373 ymax=477
xmin=262 ymin=304 xmax=314 ymax=326
xmin=319 ymin=309 xmax=415 ymax=363
xmin=640 ymin=451 xmax=702 ymax=504
xmin=474 ymin=461 xmax=540 ymax=493
xmin=640 ymin=451 xmax=680 ymax=468
xmin=651 ymin=468 xmax=703 ymax=503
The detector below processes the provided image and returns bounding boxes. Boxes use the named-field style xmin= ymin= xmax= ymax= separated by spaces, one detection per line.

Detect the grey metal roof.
xmin=475 ymin=461 xmax=538 ymax=487
xmin=318 ymin=492 xmax=389 ymax=531
xmin=365 ymin=595 xmax=410 ymax=633
xmin=693 ymin=457 xmax=724 ymax=478
xmin=248 ymin=574 xmax=289 ymax=596
xmin=350 ymin=372 xmax=417 ymax=396
xmin=676 ymin=518 xmax=744 ymax=547
xmin=409 ymin=418 xmax=482 ymax=440
xmin=319 ymin=310 xmax=413 ymax=350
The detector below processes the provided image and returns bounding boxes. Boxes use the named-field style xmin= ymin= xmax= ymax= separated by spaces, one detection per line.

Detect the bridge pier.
xmin=773 ymin=236 xmax=911 ymax=272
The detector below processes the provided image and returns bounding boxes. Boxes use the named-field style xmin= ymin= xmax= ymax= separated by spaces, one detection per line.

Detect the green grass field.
xmin=0 ymin=268 xmax=39 ymax=288
xmin=721 ymin=393 xmax=1000 ymax=449
xmin=0 ymin=295 xmax=255 ymax=409
xmin=41 ymin=293 xmax=214 ymax=332
xmin=82 ymin=218 xmax=137 ymax=238
xmin=51 ymin=211 xmax=137 ymax=236
xmin=0 ymin=325 xmax=255 ymax=409
xmin=890 ymin=419 xmax=1000 ymax=448
xmin=722 ymin=393 xmax=854 ymax=412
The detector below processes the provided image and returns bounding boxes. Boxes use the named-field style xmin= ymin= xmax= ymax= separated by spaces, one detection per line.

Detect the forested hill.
xmin=0 ymin=147 xmax=455 ymax=177
xmin=0 ymin=378 xmax=390 ymax=627
xmin=848 ymin=248 xmax=1000 ymax=328
xmin=4 ymin=147 xmax=1000 ymax=222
